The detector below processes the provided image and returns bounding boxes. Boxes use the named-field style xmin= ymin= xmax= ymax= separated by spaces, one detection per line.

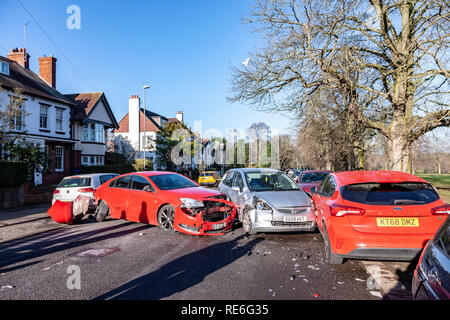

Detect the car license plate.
xmin=376 ymin=218 xmax=419 ymax=227
xmin=283 ymin=216 xmax=307 ymax=223
xmin=212 ymin=222 xmax=226 ymax=230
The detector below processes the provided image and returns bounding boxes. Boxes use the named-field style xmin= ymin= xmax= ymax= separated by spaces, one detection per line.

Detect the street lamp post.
xmin=143 ymin=85 xmax=150 ymax=171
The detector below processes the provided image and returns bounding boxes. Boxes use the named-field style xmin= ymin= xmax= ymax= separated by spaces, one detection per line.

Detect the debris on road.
xmin=308 ymin=265 xmax=320 ymax=271
xmin=314 ymin=293 xmax=320 ymax=298
xmin=290 ymin=275 xmax=296 ymax=280
xmin=369 ymin=291 xmax=383 ymax=298
xmin=1 ymin=285 xmax=15 ymax=290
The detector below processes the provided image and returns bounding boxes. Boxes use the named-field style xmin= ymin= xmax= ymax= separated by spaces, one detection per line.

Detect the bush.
xmin=80 ymin=164 xmax=142 ymax=175
xmin=0 ymin=161 xmax=28 ymax=187
xmin=105 ymin=152 xmax=129 ymax=165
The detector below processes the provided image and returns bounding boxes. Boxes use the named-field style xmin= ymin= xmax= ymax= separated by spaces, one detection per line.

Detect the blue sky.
xmin=0 ymin=0 xmax=293 ymax=135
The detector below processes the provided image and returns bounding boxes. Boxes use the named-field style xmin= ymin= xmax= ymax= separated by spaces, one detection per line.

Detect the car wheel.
xmin=72 ymin=214 xmax=84 ymax=224
xmin=95 ymin=200 xmax=110 ymax=222
xmin=243 ymin=210 xmax=256 ymax=235
xmin=323 ymin=224 xmax=344 ymax=264
xmin=158 ymin=204 xmax=175 ymax=232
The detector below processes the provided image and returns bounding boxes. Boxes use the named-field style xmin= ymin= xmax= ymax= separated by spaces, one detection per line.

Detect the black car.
xmin=412 ymin=215 xmax=450 ymax=300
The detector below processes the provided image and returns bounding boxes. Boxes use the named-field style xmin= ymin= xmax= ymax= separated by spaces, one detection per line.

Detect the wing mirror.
xmin=231 ymin=186 xmax=242 ymax=193
xmin=143 ymin=185 xmax=155 ymax=193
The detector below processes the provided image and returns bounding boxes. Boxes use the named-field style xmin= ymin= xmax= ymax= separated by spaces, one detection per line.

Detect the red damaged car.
xmin=93 ymin=171 xmax=236 ymax=236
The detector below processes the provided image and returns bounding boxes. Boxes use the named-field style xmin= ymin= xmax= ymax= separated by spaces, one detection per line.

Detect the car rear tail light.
xmin=331 ymin=204 xmax=365 ymax=217
xmin=53 ymin=189 xmax=60 ymax=194
xmin=431 ymin=204 xmax=450 ymax=215
xmin=79 ymin=188 xmax=94 ymax=193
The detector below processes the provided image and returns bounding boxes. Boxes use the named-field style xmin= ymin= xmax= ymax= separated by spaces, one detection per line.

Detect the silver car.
xmin=218 ymin=168 xmax=315 ymax=234
xmin=52 ymin=173 xmax=119 ymax=209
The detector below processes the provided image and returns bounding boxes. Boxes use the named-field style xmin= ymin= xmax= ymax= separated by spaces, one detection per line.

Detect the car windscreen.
xmin=200 ymin=173 xmax=213 ymax=177
xmin=341 ymin=182 xmax=440 ymax=205
xmin=57 ymin=177 xmax=91 ymax=188
xmin=149 ymin=174 xmax=197 ymax=190
xmin=301 ymin=172 xmax=330 ymax=183
xmin=244 ymin=172 xmax=299 ymax=192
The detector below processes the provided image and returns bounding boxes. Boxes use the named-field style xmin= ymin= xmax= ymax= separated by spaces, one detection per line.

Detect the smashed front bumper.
xmin=250 ymin=207 xmax=316 ymax=233
xmin=173 ymin=198 xmax=237 ymax=236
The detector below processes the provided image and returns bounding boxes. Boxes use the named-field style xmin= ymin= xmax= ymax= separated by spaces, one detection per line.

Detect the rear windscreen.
xmin=341 ymin=182 xmax=440 ymax=205
xmin=201 ymin=173 xmax=213 ymax=177
xmin=57 ymin=177 xmax=91 ymax=188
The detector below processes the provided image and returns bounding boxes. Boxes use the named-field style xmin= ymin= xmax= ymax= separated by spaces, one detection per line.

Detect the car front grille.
xmin=272 ymin=221 xmax=314 ymax=227
xmin=277 ymin=207 xmax=309 ymax=215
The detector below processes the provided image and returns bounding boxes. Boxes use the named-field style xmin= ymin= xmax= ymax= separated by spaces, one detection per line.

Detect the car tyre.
xmin=95 ymin=200 xmax=110 ymax=222
xmin=243 ymin=210 xmax=256 ymax=235
xmin=323 ymin=224 xmax=344 ymax=264
xmin=158 ymin=204 xmax=175 ymax=232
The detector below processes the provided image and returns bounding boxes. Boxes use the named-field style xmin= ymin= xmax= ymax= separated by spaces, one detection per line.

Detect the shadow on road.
xmin=382 ymin=253 xmax=420 ymax=300
xmin=95 ymin=234 xmax=264 ymax=300
xmin=0 ymin=221 xmax=150 ymax=273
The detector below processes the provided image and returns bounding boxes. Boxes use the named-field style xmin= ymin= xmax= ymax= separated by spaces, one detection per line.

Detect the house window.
xmin=9 ymin=97 xmax=24 ymax=131
xmin=55 ymin=108 xmax=64 ymax=131
xmin=0 ymin=61 xmax=9 ymax=75
xmin=95 ymin=124 xmax=104 ymax=143
xmin=55 ymin=146 xmax=64 ymax=172
xmin=143 ymin=135 xmax=153 ymax=150
xmin=40 ymin=105 xmax=49 ymax=129
xmin=82 ymin=123 xmax=104 ymax=143
xmin=82 ymin=156 xmax=89 ymax=165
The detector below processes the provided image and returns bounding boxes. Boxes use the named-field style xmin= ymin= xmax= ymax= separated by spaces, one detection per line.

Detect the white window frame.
xmin=55 ymin=107 xmax=64 ymax=131
xmin=55 ymin=146 xmax=64 ymax=172
xmin=81 ymin=156 xmax=89 ymax=166
xmin=0 ymin=61 xmax=10 ymax=75
xmin=40 ymin=105 xmax=49 ymax=129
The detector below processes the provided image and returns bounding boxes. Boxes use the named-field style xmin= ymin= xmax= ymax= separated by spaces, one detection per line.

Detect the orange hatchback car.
xmin=311 ymin=171 xmax=449 ymax=264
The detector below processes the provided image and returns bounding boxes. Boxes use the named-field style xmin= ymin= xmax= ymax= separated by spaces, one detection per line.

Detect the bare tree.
xmin=229 ymin=0 xmax=449 ymax=172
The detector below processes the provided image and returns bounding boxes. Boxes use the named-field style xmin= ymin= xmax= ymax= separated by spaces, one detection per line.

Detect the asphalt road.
xmin=0 ymin=205 xmax=415 ymax=300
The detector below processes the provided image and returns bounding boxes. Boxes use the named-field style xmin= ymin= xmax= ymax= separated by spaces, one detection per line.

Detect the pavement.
xmin=0 ymin=202 xmax=417 ymax=300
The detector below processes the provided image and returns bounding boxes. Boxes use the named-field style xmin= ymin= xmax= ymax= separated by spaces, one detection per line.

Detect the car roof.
xmin=230 ymin=168 xmax=282 ymax=173
xmin=65 ymin=173 xmax=118 ymax=179
xmin=333 ymin=170 xmax=427 ymax=185
xmin=128 ymin=171 xmax=179 ymax=177
xmin=301 ymin=170 xmax=332 ymax=174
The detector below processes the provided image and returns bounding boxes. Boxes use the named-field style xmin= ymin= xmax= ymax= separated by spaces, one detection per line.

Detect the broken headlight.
xmin=180 ymin=198 xmax=204 ymax=209
xmin=253 ymin=197 xmax=272 ymax=211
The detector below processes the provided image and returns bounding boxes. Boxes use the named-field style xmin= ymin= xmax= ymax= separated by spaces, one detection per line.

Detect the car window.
xmin=232 ymin=172 xmax=244 ymax=190
xmin=223 ymin=171 xmax=234 ymax=187
xmin=57 ymin=177 xmax=91 ymax=188
xmin=200 ymin=172 xmax=213 ymax=177
xmin=435 ymin=221 xmax=450 ymax=257
xmin=131 ymin=175 xmax=151 ymax=190
xmin=100 ymin=174 xmax=118 ymax=185
xmin=301 ymin=172 xmax=330 ymax=183
xmin=322 ymin=177 xmax=336 ymax=197
xmin=317 ymin=175 xmax=330 ymax=194
xmin=109 ymin=178 xmax=117 ymax=188
xmin=244 ymin=171 xmax=299 ymax=192
xmin=115 ymin=176 xmax=131 ymax=189
xmin=341 ymin=182 xmax=440 ymax=205
xmin=149 ymin=174 xmax=197 ymax=190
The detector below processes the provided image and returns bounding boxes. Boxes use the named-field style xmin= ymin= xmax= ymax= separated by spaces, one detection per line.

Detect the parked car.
xmin=311 ymin=170 xmax=449 ymax=264
xmin=412 ymin=215 xmax=450 ymax=300
xmin=93 ymin=171 xmax=236 ymax=236
xmin=298 ymin=170 xmax=332 ymax=193
xmin=218 ymin=168 xmax=315 ymax=235
xmin=52 ymin=173 xmax=119 ymax=209
xmin=198 ymin=171 xmax=221 ymax=187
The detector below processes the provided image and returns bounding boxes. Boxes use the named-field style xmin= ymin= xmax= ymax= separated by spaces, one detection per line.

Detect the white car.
xmin=52 ymin=173 xmax=119 ymax=209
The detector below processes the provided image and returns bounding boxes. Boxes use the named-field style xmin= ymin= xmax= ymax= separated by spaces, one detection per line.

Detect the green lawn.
xmin=417 ymin=174 xmax=450 ymax=203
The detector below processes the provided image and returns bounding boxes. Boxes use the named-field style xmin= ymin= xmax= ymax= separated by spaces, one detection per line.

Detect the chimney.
xmin=7 ymin=48 xmax=30 ymax=69
xmin=38 ymin=55 xmax=57 ymax=88
xmin=176 ymin=111 xmax=183 ymax=123
xmin=129 ymin=95 xmax=141 ymax=150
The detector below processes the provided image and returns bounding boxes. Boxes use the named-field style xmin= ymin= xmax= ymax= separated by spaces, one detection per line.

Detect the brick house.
xmin=0 ymin=48 xmax=76 ymax=185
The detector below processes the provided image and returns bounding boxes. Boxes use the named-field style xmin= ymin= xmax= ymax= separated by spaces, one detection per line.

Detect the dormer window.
xmin=0 ymin=61 xmax=10 ymax=75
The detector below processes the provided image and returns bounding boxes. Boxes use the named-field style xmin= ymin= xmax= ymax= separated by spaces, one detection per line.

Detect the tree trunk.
xmin=389 ymin=134 xmax=411 ymax=173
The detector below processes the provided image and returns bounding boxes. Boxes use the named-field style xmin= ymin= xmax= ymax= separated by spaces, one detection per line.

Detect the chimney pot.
xmin=7 ymin=47 xmax=30 ymax=69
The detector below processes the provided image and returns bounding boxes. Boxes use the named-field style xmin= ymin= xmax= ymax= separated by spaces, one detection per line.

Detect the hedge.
xmin=0 ymin=161 xmax=29 ymax=187
xmin=79 ymin=164 xmax=146 ymax=175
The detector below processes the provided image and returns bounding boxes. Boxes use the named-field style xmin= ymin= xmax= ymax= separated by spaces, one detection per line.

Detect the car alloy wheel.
xmin=323 ymin=224 xmax=344 ymax=265
xmin=158 ymin=205 xmax=175 ymax=231
xmin=243 ymin=210 xmax=255 ymax=235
